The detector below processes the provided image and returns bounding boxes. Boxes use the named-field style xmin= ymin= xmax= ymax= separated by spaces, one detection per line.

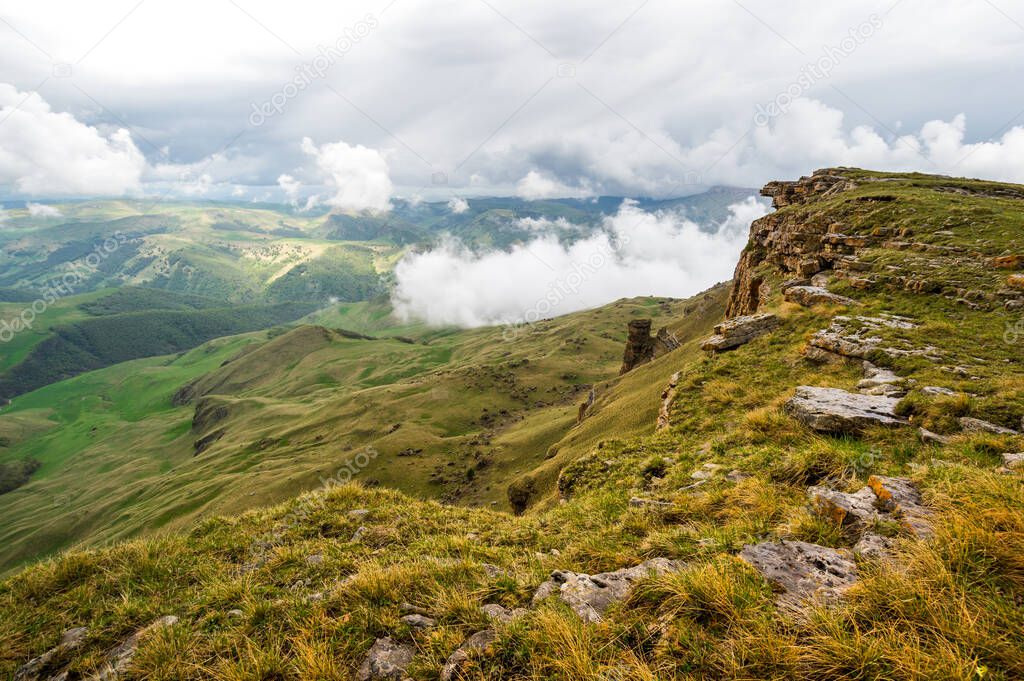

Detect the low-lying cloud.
xmin=391 ymin=197 xmax=767 ymax=327
xmin=301 ymin=137 xmax=392 ymax=214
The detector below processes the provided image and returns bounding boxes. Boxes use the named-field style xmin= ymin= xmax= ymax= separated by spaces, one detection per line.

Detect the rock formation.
xmin=531 ymin=558 xmax=685 ymax=623
xmin=619 ymin=320 xmax=679 ymax=374
xmin=785 ymin=386 xmax=907 ymax=433
xmin=700 ymin=313 xmax=779 ymax=352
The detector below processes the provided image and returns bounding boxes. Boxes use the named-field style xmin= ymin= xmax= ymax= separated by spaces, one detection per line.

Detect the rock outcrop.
xmin=357 ymin=637 xmax=415 ymax=681
xmin=532 ymin=558 xmax=685 ymax=623
xmin=739 ymin=541 xmax=858 ymax=610
xmin=656 ymin=372 xmax=681 ymax=431
xmin=619 ymin=320 xmax=679 ymax=374
xmin=785 ymin=386 xmax=907 ymax=433
xmin=726 ymin=170 xmax=862 ymax=317
xmin=783 ymin=285 xmax=858 ymax=308
xmin=441 ymin=630 xmax=496 ymax=681
xmin=14 ymin=627 xmax=89 ymax=681
xmin=700 ymin=313 xmax=779 ymax=352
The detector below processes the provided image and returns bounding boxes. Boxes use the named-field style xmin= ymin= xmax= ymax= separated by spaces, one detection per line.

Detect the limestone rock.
xmin=94 ymin=616 xmax=178 ymax=680
xmin=480 ymin=604 xmax=528 ymax=624
xmin=866 ymin=476 xmax=933 ymax=539
xmin=400 ymin=614 xmax=436 ymax=630
xmin=356 ymin=637 xmax=415 ymax=681
xmin=14 ymin=627 xmax=88 ymax=681
xmin=922 ymin=386 xmax=956 ymax=396
xmin=857 ymin=363 xmax=909 ymax=397
xmin=853 ymin=533 xmax=895 ymax=560
xmin=808 ymin=486 xmax=881 ymax=529
xmin=531 ymin=558 xmax=685 ymax=623
xmin=918 ymin=427 xmax=951 ymax=445
xmin=441 ymin=629 xmax=496 ymax=681
xmin=619 ymin=320 xmax=678 ymax=374
xmin=656 ymin=372 xmax=681 ymax=431
xmin=700 ymin=314 xmax=780 ymax=353
xmin=739 ymin=541 xmax=858 ymax=610
xmin=629 ymin=497 xmax=675 ymax=511
xmin=784 ymin=285 xmax=858 ymax=307
xmin=785 ymin=386 xmax=907 ymax=433
xmin=959 ymin=417 xmax=1018 ymax=435
xmin=691 ymin=463 xmax=724 ymax=480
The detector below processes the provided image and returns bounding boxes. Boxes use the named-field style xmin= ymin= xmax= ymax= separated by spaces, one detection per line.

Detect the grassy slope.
xmin=2 ymin=169 xmax=1023 ymax=679
xmin=0 ymin=292 xmax=722 ymax=575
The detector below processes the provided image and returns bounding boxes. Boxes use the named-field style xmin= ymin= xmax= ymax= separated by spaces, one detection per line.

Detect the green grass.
xmin=1 ymin=169 xmax=1023 ymax=679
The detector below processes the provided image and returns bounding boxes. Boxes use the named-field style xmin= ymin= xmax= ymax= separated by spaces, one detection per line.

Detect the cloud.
xmin=0 ymin=84 xmax=145 ymax=197
xmin=447 ymin=197 xmax=469 ymax=214
xmin=26 ymin=202 xmax=63 ymax=218
xmin=516 ymin=216 xmax=576 ymax=232
xmin=301 ymin=137 xmax=392 ymax=213
xmin=391 ymin=197 xmax=767 ymax=327
xmin=277 ymin=173 xmax=301 ymax=202
xmin=515 ymin=171 xmax=593 ymax=200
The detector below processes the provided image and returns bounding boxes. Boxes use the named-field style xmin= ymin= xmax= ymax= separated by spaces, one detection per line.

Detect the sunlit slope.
xmin=0 ymin=292 xmax=725 ymax=573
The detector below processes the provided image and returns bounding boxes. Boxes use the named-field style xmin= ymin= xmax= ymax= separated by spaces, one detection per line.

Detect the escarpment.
xmin=726 ymin=169 xmax=863 ymax=317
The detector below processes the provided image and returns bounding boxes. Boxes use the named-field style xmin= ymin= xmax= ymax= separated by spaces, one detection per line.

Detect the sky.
xmin=1 ymin=0 xmax=1024 ymax=208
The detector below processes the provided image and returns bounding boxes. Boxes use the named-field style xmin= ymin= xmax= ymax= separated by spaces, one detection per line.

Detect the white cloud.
xmin=516 ymin=216 xmax=576 ymax=232
xmin=0 ymin=84 xmax=145 ymax=197
xmin=2 ymin=5 xmax=1024 ymax=197
xmin=391 ymin=197 xmax=767 ymax=327
xmin=26 ymin=202 xmax=63 ymax=218
xmin=277 ymin=173 xmax=301 ymax=202
xmin=301 ymin=137 xmax=392 ymax=214
xmin=515 ymin=171 xmax=593 ymax=200
xmin=447 ymin=197 xmax=469 ymax=214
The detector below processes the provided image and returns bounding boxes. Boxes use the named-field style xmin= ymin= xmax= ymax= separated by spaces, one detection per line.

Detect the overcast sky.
xmin=1 ymin=0 xmax=1023 ymax=207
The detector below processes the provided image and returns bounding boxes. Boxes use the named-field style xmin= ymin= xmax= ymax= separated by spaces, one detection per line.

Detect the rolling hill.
xmin=3 ymin=169 xmax=1022 ymax=680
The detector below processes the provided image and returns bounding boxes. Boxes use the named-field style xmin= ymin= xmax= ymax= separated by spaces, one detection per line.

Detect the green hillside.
xmin=2 ymin=170 xmax=1023 ymax=680
xmin=0 ymin=301 xmax=318 ymax=400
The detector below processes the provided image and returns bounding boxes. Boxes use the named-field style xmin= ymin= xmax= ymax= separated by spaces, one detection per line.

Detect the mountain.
xmin=2 ymin=169 xmax=1023 ymax=680
xmin=0 ymin=189 xmax=755 ymax=305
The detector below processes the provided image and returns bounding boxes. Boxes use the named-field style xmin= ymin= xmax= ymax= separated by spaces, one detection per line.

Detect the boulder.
xmin=785 ymin=386 xmax=907 ymax=433
xmin=14 ymin=627 xmax=89 ymax=681
xmin=1002 ymin=452 xmax=1024 ymax=470
xmin=959 ymin=417 xmax=1018 ymax=435
xmin=531 ymin=558 xmax=685 ymax=623
xmin=808 ymin=486 xmax=881 ymax=529
xmin=784 ymin=285 xmax=858 ymax=307
xmin=866 ymin=476 xmax=933 ymax=539
xmin=921 ymin=386 xmax=956 ymax=396
xmin=480 ymin=604 xmax=528 ymax=624
xmin=400 ymin=614 xmax=435 ymax=630
xmin=700 ymin=314 xmax=780 ymax=352
xmin=739 ymin=541 xmax=858 ymax=610
xmin=440 ymin=630 xmax=496 ymax=681
xmin=918 ymin=427 xmax=951 ymax=445
xmin=356 ymin=637 xmax=415 ymax=681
